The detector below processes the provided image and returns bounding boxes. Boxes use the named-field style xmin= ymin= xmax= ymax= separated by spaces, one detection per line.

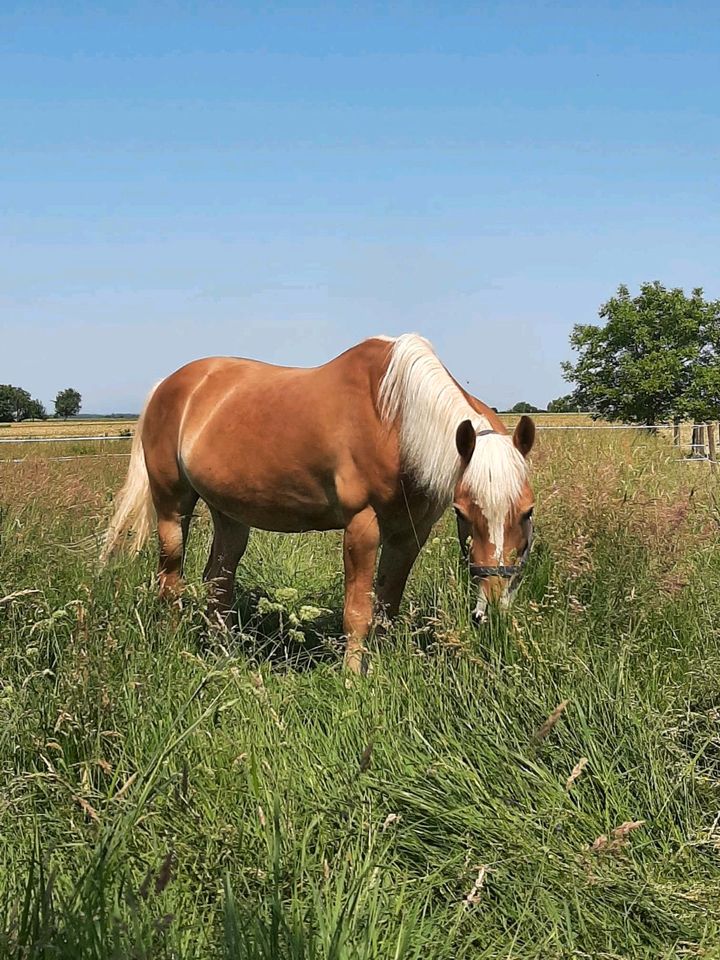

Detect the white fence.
xmin=1 ymin=423 xmax=718 ymax=466
xmin=0 ymin=434 xmax=131 ymax=464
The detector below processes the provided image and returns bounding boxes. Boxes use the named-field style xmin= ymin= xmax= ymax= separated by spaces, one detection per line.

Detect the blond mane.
xmin=377 ymin=334 xmax=527 ymax=558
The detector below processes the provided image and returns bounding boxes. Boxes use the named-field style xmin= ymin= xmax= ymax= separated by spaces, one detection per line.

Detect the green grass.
xmin=1 ymin=432 xmax=720 ymax=958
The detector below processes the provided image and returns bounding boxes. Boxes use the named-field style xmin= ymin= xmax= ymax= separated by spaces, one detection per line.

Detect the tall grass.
xmin=1 ymin=431 xmax=719 ymax=958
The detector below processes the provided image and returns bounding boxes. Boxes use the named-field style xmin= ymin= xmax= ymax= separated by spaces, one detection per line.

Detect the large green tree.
xmin=677 ymin=311 xmax=720 ymax=424
xmin=563 ymin=283 xmax=720 ymax=424
xmin=54 ymin=388 xmax=82 ymax=419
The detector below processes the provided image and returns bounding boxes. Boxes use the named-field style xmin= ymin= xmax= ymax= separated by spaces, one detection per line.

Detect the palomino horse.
xmin=101 ymin=334 xmax=535 ymax=671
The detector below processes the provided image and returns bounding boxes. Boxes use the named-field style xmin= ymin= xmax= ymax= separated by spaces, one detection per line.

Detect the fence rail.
xmin=1 ymin=423 xmax=718 ymax=466
xmin=0 ymin=435 xmax=131 ymax=444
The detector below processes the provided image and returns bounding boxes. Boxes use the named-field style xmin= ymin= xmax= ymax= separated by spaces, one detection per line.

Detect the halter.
xmin=469 ymin=556 xmax=528 ymax=580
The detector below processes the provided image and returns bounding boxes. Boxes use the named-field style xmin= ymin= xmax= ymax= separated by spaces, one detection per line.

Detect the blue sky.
xmin=2 ymin=1 xmax=718 ymax=412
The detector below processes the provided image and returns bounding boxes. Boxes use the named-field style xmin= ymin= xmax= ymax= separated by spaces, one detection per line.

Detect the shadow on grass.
xmin=193 ymin=584 xmax=346 ymax=672
xmin=182 ymin=538 xmax=556 ymax=672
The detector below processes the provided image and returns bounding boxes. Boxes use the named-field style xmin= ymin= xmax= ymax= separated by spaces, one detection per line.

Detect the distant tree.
xmin=0 ymin=384 xmax=47 ymax=421
xmin=8 ymin=386 xmax=32 ymax=421
xmin=54 ymin=388 xmax=82 ymax=419
xmin=562 ymin=283 xmax=719 ymax=424
xmin=511 ymin=401 xmax=540 ymax=414
xmin=0 ymin=386 xmax=16 ymax=422
xmin=25 ymin=398 xmax=48 ymax=420
xmin=546 ymin=394 xmax=578 ymax=413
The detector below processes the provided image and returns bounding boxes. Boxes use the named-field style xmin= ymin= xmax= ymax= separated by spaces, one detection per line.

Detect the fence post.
xmin=673 ymin=422 xmax=681 ymax=446
xmin=690 ymin=424 xmax=707 ymax=459
xmin=708 ymin=423 xmax=718 ymax=472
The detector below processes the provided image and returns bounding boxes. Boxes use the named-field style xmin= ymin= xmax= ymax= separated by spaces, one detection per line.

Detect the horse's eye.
xmin=521 ymin=508 xmax=534 ymax=523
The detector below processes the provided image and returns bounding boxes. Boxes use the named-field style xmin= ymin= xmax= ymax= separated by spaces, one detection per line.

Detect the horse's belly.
xmin=183 ymin=461 xmax=346 ymax=533
xmin=214 ymin=498 xmax=343 ymax=533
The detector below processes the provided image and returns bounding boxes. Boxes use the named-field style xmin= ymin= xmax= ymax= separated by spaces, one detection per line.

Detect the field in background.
xmin=0 ymin=413 xmax=662 ymax=439
xmin=0 ymin=418 xmax=136 ymax=440
xmin=1 ymin=429 xmax=720 ymax=957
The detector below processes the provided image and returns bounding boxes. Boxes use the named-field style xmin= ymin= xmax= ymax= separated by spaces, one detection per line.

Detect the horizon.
xmin=3 ymin=1 xmax=718 ymax=413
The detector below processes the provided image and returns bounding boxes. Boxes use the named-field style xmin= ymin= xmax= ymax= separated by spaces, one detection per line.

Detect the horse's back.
xmin=141 ymin=339 xmax=399 ymax=531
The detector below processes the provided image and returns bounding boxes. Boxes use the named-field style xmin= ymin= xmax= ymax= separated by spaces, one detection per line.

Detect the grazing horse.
xmin=101 ymin=334 xmax=535 ymax=671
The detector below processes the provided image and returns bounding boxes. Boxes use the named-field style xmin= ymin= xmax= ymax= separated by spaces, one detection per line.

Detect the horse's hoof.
xmin=344 ymin=647 xmax=372 ymax=676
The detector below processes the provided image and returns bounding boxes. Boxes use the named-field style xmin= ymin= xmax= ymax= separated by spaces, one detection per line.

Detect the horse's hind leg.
xmin=203 ymin=510 xmax=250 ymax=629
xmin=155 ymin=489 xmax=198 ymax=601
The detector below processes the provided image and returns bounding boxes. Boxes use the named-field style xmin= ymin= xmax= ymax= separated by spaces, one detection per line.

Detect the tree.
xmin=677 ymin=311 xmax=720 ymax=424
xmin=25 ymin=398 xmax=48 ymax=420
xmin=0 ymin=384 xmax=47 ymax=421
xmin=547 ymin=394 xmax=578 ymax=413
xmin=0 ymin=386 xmax=16 ymax=422
xmin=511 ymin=401 xmax=540 ymax=413
xmin=54 ymin=388 xmax=82 ymax=419
xmin=562 ymin=283 xmax=719 ymax=424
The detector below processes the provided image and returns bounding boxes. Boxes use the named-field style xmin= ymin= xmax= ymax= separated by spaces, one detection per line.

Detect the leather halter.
xmin=469 ymin=556 xmax=528 ymax=580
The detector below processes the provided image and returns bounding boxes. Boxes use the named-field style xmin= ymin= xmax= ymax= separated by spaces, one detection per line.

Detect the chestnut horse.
xmin=101 ymin=334 xmax=535 ymax=671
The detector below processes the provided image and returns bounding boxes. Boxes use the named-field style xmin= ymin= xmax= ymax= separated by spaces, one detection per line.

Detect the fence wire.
xmin=1 ymin=424 xmax=718 ymax=465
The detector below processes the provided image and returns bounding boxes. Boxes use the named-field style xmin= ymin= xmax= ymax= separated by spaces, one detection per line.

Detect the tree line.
xmin=0 ymin=386 xmax=82 ymax=421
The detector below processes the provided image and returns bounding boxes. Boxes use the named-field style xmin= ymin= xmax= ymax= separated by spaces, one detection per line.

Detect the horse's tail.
xmin=100 ymin=381 xmax=161 ymax=563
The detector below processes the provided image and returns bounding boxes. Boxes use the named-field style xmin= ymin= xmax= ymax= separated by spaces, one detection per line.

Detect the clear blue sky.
xmin=2 ymin=1 xmax=718 ymax=413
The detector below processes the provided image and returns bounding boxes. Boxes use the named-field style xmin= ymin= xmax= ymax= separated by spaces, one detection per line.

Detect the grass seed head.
xmin=155 ymin=850 xmax=174 ymax=895
xmin=358 ymin=741 xmax=373 ymax=773
xmin=566 ymin=756 xmax=589 ymax=790
xmin=533 ymin=700 xmax=569 ymax=743
xmin=382 ymin=813 xmax=401 ymax=831
xmin=589 ymin=819 xmax=645 ymax=855
xmin=464 ymin=865 xmax=488 ymax=908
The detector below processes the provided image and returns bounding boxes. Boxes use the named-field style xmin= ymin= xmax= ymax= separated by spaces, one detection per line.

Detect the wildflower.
xmin=273 ymin=587 xmax=299 ymax=603
xmin=257 ymin=597 xmax=285 ymax=615
xmin=299 ymin=605 xmax=324 ymax=622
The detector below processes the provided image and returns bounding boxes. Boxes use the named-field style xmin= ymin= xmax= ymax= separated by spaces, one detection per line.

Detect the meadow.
xmin=1 ymin=426 xmax=719 ymax=958
xmin=0 ymin=419 xmax=136 ymax=440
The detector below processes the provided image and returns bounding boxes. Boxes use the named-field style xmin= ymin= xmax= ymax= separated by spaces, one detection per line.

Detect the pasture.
xmin=0 ymin=419 xmax=136 ymax=440
xmin=1 ymin=428 xmax=719 ymax=958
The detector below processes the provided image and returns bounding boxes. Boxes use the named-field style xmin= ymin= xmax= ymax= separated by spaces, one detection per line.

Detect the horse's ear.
xmin=456 ymin=419 xmax=476 ymax=465
xmin=513 ymin=415 xmax=535 ymax=458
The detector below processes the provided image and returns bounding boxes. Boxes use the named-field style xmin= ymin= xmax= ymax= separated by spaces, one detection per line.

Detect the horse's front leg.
xmin=342 ymin=508 xmax=381 ymax=674
xmin=375 ymin=521 xmax=433 ymax=625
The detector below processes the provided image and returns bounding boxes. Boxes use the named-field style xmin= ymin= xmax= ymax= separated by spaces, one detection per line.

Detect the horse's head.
xmin=453 ymin=415 xmax=535 ymax=623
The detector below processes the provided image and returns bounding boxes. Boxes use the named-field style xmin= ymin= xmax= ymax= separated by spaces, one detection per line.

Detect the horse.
xmin=101 ymin=333 xmax=535 ymax=672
